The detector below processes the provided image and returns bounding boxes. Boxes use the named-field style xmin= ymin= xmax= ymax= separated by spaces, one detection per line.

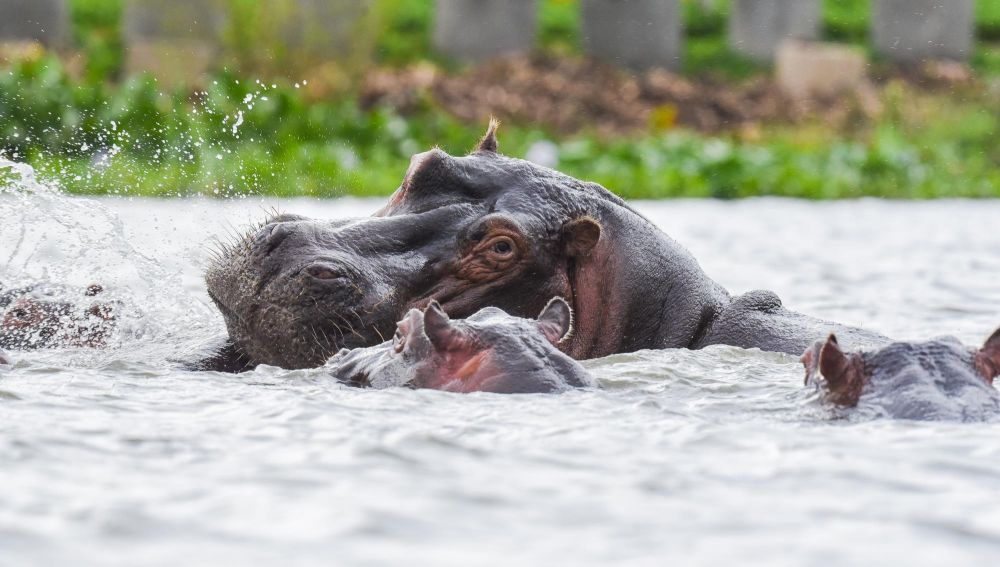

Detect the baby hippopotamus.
xmin=802 ymin=329 xmax=1000 ymax=421
xmin=0 ymin=282 xmax=118 ymax=350
xmin=328 ymin=297 xmax=594 ymax=393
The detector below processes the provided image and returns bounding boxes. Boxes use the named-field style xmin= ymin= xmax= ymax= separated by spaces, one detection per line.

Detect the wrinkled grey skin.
xmin=203 ymin=124 xmax=887 ymax=371
xmin=329 ymin=300 xmax=593 ymax=394
xmin=804 ymin=335 xmax=1000 ymax=421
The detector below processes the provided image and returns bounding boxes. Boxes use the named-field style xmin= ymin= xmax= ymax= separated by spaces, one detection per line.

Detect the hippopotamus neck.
xmin=564 ymin=200 xmax=728 ymax=359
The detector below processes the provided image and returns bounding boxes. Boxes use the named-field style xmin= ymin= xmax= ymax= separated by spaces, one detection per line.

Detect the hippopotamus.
xmin=329 ymin=297 xmax=593 ymax=393
xmin=801 ymin=329 xmax=1000 ymax=421
xmin=203 ymin=121 xmax=887 ymax=371
xmin=0 ymin=282 xmax=117 ymax=350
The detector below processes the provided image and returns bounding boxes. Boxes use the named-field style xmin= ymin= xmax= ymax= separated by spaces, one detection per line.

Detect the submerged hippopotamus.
xmin=329 ymin=297 xmax=593 ymax=393
xmin=802 ymin=329 xmax=1000 ymax=421
xmin=203 ymin=121 xmax=886 ymax=371
xmin=0 ymin=282 xmax=117 ymax=350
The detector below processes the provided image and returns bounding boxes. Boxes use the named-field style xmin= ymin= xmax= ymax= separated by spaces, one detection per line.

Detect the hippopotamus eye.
xmin=491 ymin=238 xmax=514 ymax=256
xmin=305 ymin=265 xmax=342 ymax=281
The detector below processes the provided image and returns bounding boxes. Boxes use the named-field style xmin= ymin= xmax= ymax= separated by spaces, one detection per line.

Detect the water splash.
xmin=0 ymin=158 xmax=219 ymax=364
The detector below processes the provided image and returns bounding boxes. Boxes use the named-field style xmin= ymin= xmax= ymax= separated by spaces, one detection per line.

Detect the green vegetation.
xmin=1 ymin=0 xmax=997 ymax=199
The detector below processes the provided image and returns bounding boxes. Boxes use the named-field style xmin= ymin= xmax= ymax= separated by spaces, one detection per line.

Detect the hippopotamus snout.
xmin=206 ymin=209 xmax=463 ymax=369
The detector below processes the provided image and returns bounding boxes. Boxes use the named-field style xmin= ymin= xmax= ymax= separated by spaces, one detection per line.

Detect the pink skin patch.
xmin=423 ymin=350 xmax=498 ymax=393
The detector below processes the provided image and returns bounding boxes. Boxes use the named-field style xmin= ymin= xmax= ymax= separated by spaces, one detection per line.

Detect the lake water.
xmin=3 ymin=165 xmax=1000 ymax=566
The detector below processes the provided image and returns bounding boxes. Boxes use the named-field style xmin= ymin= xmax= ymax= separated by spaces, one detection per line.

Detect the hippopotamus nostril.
xmin=253 ymin=223 xmax=294 ymax=256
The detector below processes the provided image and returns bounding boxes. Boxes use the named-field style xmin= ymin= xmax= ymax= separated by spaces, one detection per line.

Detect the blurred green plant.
xmin=69 ymin=0 xmax=124 ymax=82
xmin=2 ymin=55 xmax=998 ymax=200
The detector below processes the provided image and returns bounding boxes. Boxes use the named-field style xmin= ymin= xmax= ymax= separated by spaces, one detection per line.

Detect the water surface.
xmin=2 ymin=182 xmax=1000 ymax=566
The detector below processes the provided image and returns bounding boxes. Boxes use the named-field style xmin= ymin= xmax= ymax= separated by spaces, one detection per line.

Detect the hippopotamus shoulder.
xmin=730 ymin=290 xmax=783 ymax=314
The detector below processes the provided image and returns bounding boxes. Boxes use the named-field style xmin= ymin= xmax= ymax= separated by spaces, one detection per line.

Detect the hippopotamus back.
xmin=328 ymin=297 xmax=594 ymax=394
xmin=802 ymin=330 xmax=1000 ymax=421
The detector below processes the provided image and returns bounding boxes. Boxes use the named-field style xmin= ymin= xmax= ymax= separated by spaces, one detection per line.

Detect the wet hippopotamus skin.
xmin=329 ymin=297 xmax=593 ymax=394
xmin=0 ymin=282 xmax=117 ymax=350
xmin=801 ymin=329 xmax=1000 ymax=421
xmin=204 ymin=121 xmax=887 ymax=371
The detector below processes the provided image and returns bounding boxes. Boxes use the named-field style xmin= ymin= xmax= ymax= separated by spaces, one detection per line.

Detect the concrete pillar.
xmin=433 ymin=0 xmax=538 ymax=62
xmin=776 ymin=40 xmax=867 ymax=98
xmin=581 ymin=0 xmax=682 ymax=71
xmin=0 ymin=0 xmax=69 ymax=49
xmin=873 ymin=0 xmax=974 ymax=62
xmin=125 ymin=0 xmax=225 ymax=85
xmin=728 ymin=0 xmax=820 ymax=62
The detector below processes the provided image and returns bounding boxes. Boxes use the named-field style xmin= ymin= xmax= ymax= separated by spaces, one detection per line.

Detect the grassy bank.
xmin=4 ymin=54 xmax=997 ymax=199
xmin=1 ymin=1 xmax=998 ymax=199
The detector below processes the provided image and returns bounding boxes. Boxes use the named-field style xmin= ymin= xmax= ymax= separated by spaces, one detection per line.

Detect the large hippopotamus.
xmin=329 ymin=297 xmax=593 ymax=393
xmin=802 ymin=329 xmax=1000 ymax=421
xmin=204 ymin=122 xmax=886 ymax=371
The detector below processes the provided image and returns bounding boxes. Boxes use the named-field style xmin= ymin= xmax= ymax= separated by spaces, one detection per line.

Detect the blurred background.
xmin=0 ymin=0 xmax=998 ymax=199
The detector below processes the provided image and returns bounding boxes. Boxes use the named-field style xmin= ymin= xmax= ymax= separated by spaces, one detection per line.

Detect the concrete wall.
xmin=0 ymin=0 xmax=69 ymax=48
xmin=872 ymin=0 xmax=974 ymax=62
xmin=729 ymin=0 xmax=820 ymax=62
xmin=433 ymin=0 xmax=538 ymax=62
xmin=581 ymin=0 xmax=682 ymax=70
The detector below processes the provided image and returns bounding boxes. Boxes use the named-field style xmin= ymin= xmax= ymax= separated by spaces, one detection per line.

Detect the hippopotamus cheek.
xmin=419 ymin=351 xmax=492 ymax=393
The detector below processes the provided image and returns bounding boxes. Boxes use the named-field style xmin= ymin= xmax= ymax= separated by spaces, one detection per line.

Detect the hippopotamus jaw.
xmin=204 ymin=217 xmax=391 ymax=369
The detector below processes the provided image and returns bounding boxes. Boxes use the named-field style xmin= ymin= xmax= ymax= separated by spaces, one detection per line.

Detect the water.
xmin=2 ymin=176 xmax=1000 ymax=565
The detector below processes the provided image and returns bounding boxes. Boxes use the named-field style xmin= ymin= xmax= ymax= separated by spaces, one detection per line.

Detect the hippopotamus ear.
xmin=807 ymin=334 xmax=866 ymax=407
xmin=423 ymin=300 xmax=470 ymax=352
xmin=537 ymin=297 xmax=573 ymax=345
xmin=562 ymin=216 xmax=602 ymax=257
xmin=975 ymin=327 xmax=1000 ymax=385
xmin=474 ymin=117 xmax=500 ymax=153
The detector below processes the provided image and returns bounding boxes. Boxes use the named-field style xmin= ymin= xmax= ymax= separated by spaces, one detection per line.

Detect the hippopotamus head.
xmin=328 ymin=297 xmax=593 ymax=393
xmin=0 ymin=283 xmax=117 ymax=350
xmin=801 ymin=329 xmax=1000 ymax=420
xmin=207 ymin=121 xmax=724 ymax=369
